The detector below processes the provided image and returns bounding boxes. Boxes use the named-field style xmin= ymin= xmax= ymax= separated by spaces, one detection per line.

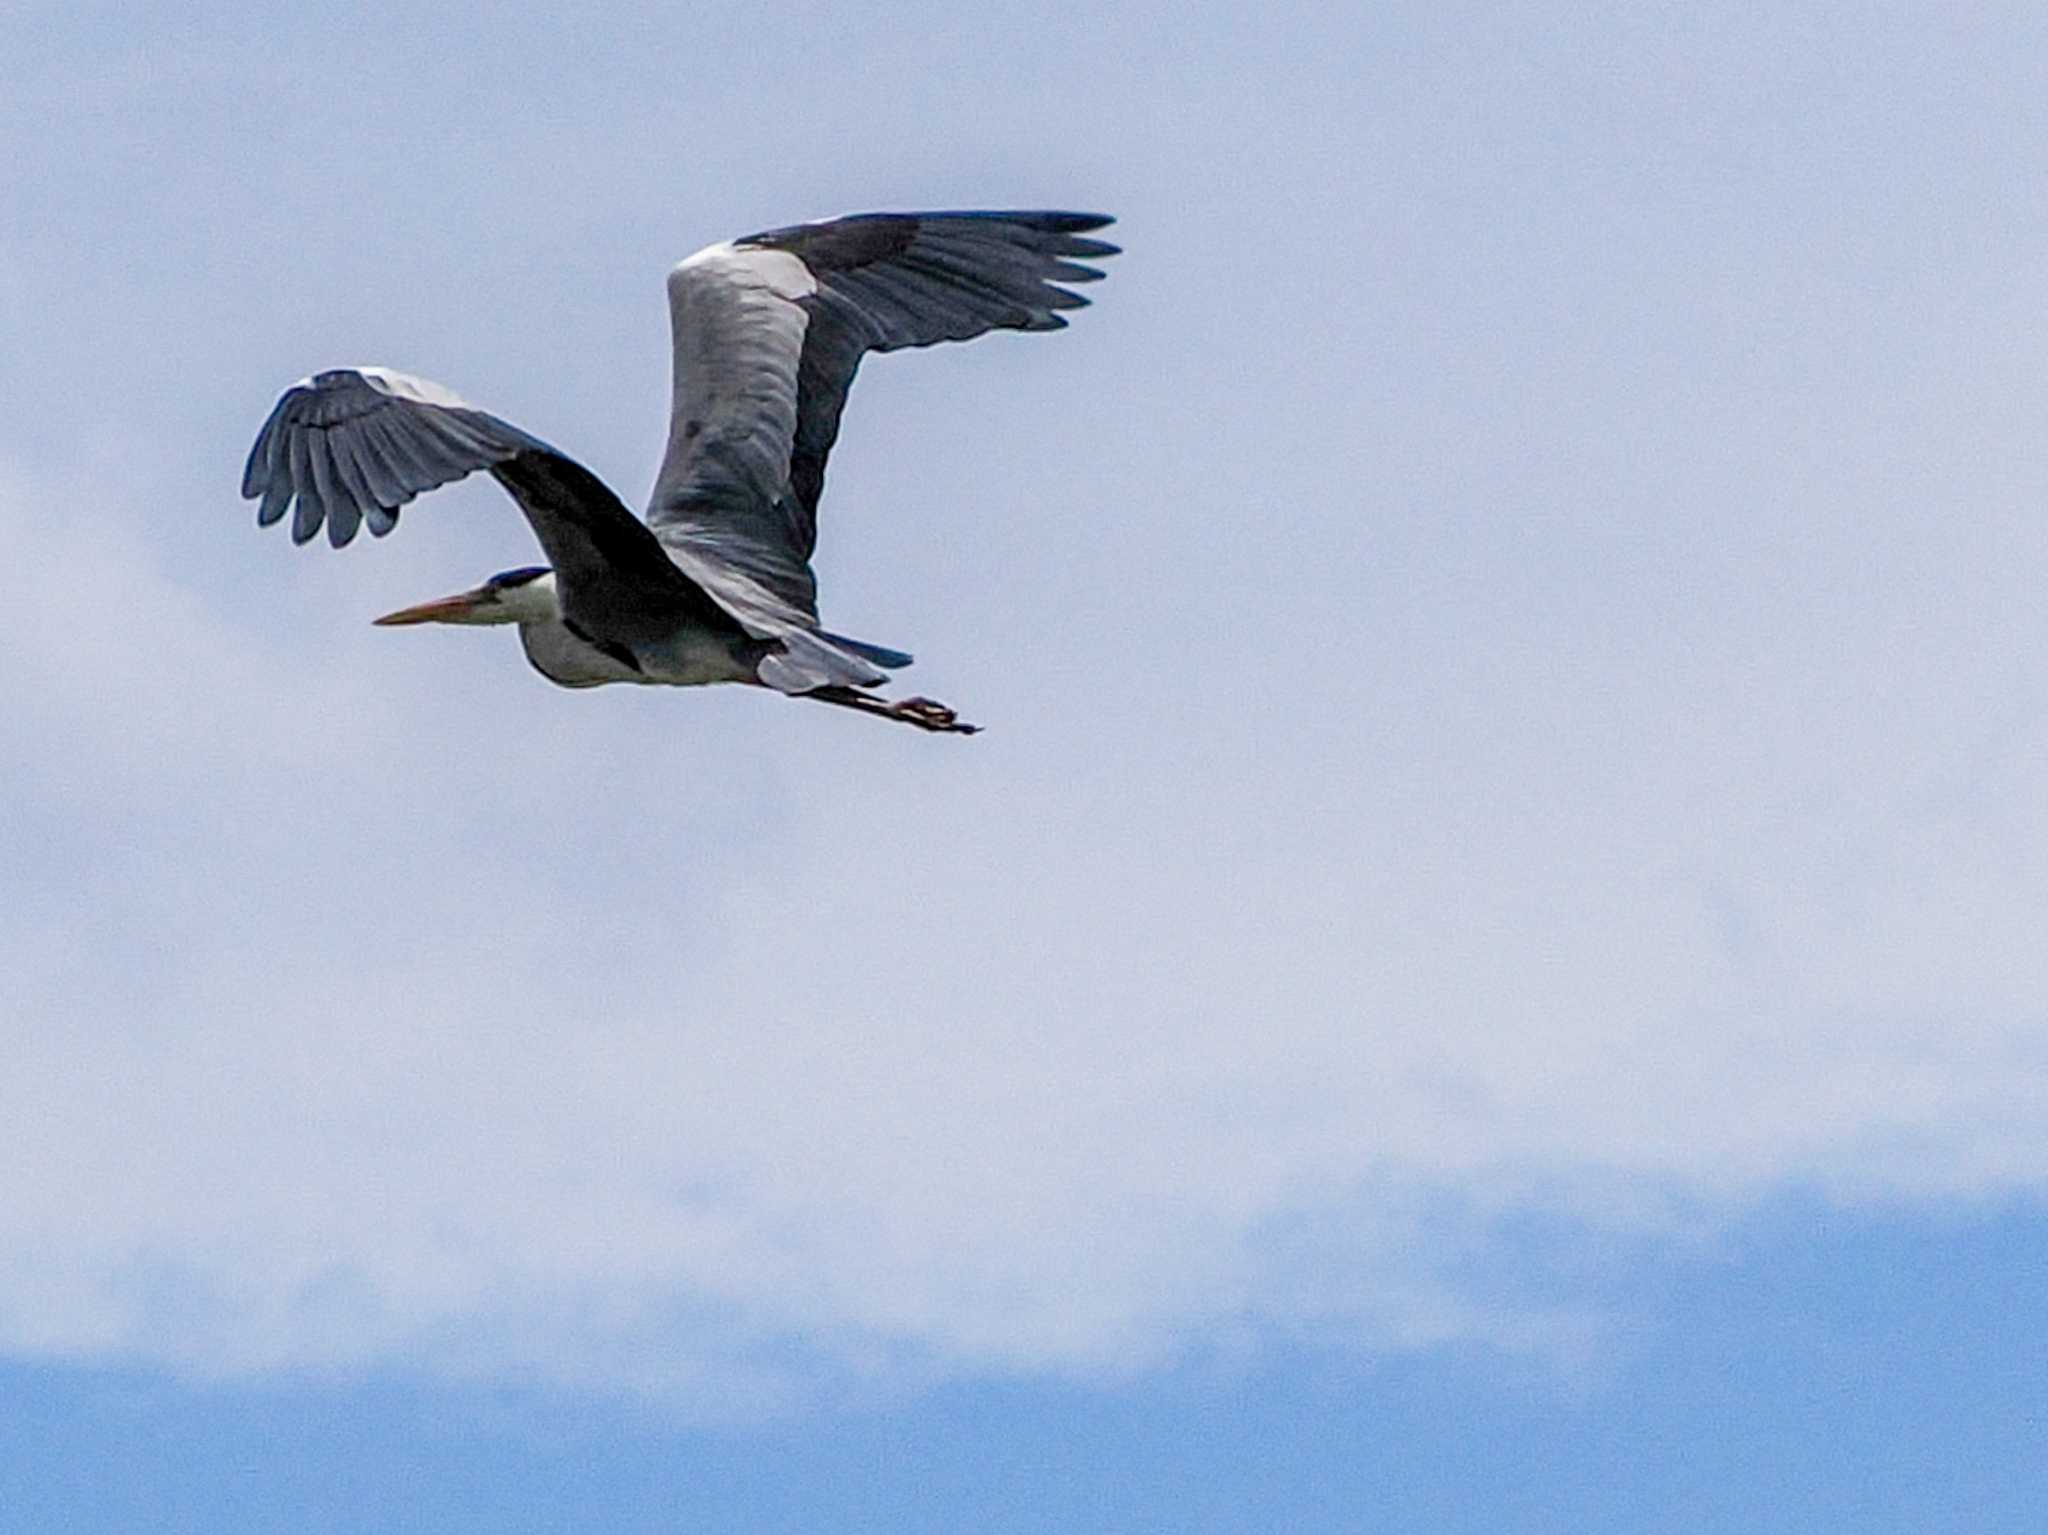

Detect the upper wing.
xmin=646 ymin=210 xmax=1118 ymax=636
xmin=242 ymin=367 xmax=699 ymax=632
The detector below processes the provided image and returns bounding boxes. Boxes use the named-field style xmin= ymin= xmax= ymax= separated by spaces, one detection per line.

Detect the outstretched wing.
xmin=241 ymin=367 xmax=700 ymax=633
xmin=646 ymin=210 xmax=1118 ymax=637
xmin=241 ymin=367 xmax=555 ymax=548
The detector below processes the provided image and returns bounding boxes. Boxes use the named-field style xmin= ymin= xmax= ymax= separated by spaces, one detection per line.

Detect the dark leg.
xmin=805 ymin=686 xmax=981 ymax=735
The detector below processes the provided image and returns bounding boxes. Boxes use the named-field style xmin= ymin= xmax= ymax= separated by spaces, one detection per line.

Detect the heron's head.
xmin=373 ymin=566 xmax=558 ymax=628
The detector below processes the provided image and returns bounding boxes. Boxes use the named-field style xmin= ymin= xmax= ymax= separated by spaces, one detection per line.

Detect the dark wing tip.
xmin=1036 ymin=211 xmax=1114 ymax=231
xmin=240 ymin=382 xmax=309 ymax=500
xmin=942 ymin=209 xmax=1113 ymax=231
xmin=921 ymin=209 xmax=1115 ymax=240
xmin=1004 ymin=213 xmax=1119 ymax=272
xmin=239 ymin=434 xmax=268 ymax=500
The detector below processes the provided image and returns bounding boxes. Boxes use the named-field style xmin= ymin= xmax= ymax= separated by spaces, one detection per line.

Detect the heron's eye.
xmin=488 ymin=566 xmax=548 ymax=590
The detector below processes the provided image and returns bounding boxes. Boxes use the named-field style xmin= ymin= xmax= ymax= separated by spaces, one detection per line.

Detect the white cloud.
xmin=3 ymin=438 xmax=2045 ymax=1414
xmin=6 ymin=1 xmax=2048 ymax=1412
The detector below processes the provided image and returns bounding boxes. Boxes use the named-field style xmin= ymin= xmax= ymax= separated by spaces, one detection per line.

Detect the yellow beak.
xmin=372 ymin=589 xmax=491 ymax=626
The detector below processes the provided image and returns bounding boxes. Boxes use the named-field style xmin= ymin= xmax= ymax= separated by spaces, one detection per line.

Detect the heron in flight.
xmin=242 ymin=209 xmax=1118 ymax=733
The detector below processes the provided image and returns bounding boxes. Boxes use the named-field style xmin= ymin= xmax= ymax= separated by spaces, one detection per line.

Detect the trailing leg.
xmin=804 ymin=685 xmax=980 ymax=735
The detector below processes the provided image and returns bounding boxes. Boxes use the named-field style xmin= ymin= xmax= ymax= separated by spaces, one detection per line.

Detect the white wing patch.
xmin=347 ymin=367 xmax=473 ymax=409
xmin=670 ymin=241 xmax=818 ymax=301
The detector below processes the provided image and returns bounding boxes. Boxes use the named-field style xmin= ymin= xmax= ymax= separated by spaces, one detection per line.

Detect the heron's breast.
xmin=519 ymin=618 xmax=754 ymax=690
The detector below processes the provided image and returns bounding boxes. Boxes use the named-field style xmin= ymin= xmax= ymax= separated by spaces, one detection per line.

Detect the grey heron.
xmin=241 ymin=209 xmax=1118 ymax=733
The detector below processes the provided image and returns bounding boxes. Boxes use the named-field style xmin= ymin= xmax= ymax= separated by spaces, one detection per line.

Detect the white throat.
xmin=495 ymin=570 xmax=562 ymax=625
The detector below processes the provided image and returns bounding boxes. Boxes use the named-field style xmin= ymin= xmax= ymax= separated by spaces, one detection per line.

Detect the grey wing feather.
xmin=645 ymin=210 xmax=1117 ymax=639
xmin=241 ymin=367 xmax=706 ymax=640
xmin=241 ymin=367 xmax=551 ymax=549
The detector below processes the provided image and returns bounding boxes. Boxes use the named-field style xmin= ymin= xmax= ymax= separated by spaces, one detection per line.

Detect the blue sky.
xmin=7 ymin=1206 xmax=2045 ymax=1532
xmin=4 ymin=0 xmax=2047 ymax=1528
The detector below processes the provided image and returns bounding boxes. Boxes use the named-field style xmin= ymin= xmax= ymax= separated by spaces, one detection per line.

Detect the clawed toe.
xmin=892 ymin=696 xmax=980 ymax=734
xmin=805 ymin=684 xmax=980 ymax=734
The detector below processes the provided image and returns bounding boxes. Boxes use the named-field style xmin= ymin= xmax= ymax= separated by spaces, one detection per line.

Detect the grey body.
xmin=241 ymin=210 xmax=1119 ymax=730
xmin=505 ymin=571 xmax=757 ymax=689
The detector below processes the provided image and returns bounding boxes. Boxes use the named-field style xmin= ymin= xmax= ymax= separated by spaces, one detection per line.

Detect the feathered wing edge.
xmin=241 ymin=367 xmax=554 ymax=549
xmin=645 ymin=210 xmax=1118 ymax=689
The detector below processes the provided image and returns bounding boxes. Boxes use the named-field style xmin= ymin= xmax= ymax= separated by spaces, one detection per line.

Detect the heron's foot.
xmin=804 ymin=683 xmax=981 ymax=735
xmin=892 ymin=696 xmax=980 ymax=734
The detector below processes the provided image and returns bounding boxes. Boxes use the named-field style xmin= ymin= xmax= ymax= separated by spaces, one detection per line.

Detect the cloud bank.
xmin=6 ymin=0 xmax=2048 ymax=1415
xmin=4 ymin=443 xmax=2044 ymax=1412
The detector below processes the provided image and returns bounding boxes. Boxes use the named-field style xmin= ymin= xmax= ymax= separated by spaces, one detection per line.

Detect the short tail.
xmin=754 ymin=629 xmax=913 ymax=694
xmin=817 ymin=629 xmax=913 ymax=670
